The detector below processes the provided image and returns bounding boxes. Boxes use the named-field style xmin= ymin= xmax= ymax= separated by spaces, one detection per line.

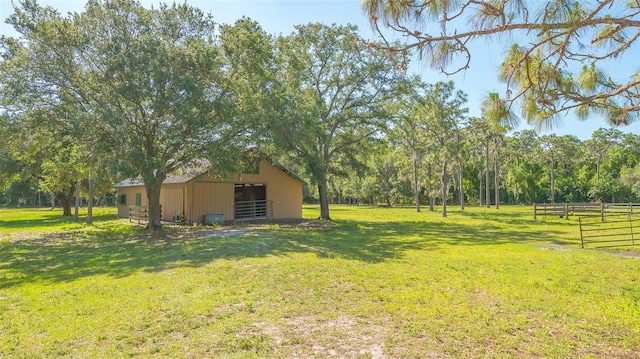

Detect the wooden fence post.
xmin=533 ymin=203 xmax=537 ymax=220
xmin=564 ymin=203 xmax=569 ymax=219
xmin=600 ymin=202 xmax=605 ymax=222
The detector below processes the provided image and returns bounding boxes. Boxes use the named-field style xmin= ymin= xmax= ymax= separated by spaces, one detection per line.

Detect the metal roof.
xmin=113 ymin=158 xmax=305 ymax=188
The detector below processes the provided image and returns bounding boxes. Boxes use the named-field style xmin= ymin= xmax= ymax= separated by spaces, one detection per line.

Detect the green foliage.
xmin=268 ymin=23 xmax=402 ymax=219
xmin=417 ymin=81 xmax=468 ymax=215
xmin=620 ymin=166 xmax=640 ymax=198
xmin=1 ymin=0 xmax=274 ymax=227
xmin=365 ymin=0 xmax=640 ymax=128
xmin=481 ymin=92 xmax=519 ymax=130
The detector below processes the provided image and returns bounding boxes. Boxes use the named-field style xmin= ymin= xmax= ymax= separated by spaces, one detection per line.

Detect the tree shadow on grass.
xmin=0 ymin=211 xmax=119 ymax=231
xmin=0 ymin=218 xmax=577 ymax=288
xmin=454 ymin=209 xmax=573 ymax=226
xmin=245 ymin=219 xmax=576 ymax=260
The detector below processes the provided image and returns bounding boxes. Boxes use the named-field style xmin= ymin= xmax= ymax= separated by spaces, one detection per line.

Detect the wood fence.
xmin=129 ymin=205 xmax=153 ymax=224
xmin=579 ymin=214 xmax=639 ymax=248
xmin=534 ymin=202 xmax=640 ymax=221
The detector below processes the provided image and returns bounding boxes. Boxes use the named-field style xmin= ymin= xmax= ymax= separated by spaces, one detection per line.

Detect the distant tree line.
xmin=314 ymin=128 xmax=640 ymax=211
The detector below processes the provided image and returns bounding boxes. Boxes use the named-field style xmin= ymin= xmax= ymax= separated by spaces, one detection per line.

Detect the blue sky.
xmin=2 ymin=0 xmax=638 ymax=140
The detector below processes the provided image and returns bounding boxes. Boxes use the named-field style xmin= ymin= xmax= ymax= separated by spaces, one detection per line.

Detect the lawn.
xmin=0 ymin=207 xmax=121 ymax=234
xmin=1 ymin=205 xmax=639 ymax=358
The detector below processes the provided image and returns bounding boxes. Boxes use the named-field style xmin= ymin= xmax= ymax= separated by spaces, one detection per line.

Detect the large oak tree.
xmin=270 ymin=23 xmax=402 ymax=220
xmin=2 ymin=0 xmax=270 ymax=228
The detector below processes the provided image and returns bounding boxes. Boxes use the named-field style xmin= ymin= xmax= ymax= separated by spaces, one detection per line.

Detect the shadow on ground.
xmin=0 ymin=211 xmax=119 ymax=231
xmin=0 ymin=216 xmax=576 ymax=288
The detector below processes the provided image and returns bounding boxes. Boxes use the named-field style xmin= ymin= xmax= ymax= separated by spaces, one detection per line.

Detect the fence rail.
xmin=235 ymin=200 xmax=273 ymax=220
xmin=129 ymin=206 xmax=150 ymax=224
xmin=579 ymin=214 xmax=639 ymax=248
xmin=534 ymin=202 xmax=640 ymax=221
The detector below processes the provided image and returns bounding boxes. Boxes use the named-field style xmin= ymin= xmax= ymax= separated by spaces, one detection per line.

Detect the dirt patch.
xmin=255 ymin=314 xmax=389 ymax=358
xmin=539 ymin=244 xmax=576 ymax=252
xmin=193 ymin=218 xmax=336 ymax=238
xmin=600 ymin=249 xmax=640 ymax=258
xmin=3 ymin=218 xmax=334 ymax=244
xmin=541 ymin=244 xmax=640 ymax=258
xmin=200 ymin=228 xmax=252 ymax=238
xmin=222 ymin=218 xmax=336 ymax=230
xmin=297 ymin=219 xmax=337 ymax=229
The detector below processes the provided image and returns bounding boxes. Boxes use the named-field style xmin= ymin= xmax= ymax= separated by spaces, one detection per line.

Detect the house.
xmin=114 ymin=157 xmax=304 ymax=223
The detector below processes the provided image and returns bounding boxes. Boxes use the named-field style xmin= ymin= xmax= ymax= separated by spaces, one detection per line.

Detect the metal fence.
xmin=534 ymin=202 xmax=640 ymax=221
xmin=579 ymin=214 xmax=639 ymax=248
xmin=235 ymin=200 xmax=273 ymax=220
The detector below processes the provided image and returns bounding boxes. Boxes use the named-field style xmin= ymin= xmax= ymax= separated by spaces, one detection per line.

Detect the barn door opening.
xmin=234 ymin=184 xmax=271 ymax=219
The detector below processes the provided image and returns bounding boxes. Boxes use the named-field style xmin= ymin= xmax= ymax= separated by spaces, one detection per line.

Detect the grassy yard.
xmin=1 ymin=205 xmax=639 ymax=358
xmin=0 ymin=207 xmax=121 ymax=234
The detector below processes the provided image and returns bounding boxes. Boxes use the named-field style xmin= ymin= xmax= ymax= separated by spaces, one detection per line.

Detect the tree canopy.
xmin=268 ymin=23 xmax=403 ymax=220
xmin=1 ymin=0 xmax=271 ymax=228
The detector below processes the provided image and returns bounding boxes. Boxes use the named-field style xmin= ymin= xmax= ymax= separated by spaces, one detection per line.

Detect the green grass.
xmin=0 ymin=207 xmax=121 ymax=233
xmin=1 ymin=205 xmax=639 ymax=358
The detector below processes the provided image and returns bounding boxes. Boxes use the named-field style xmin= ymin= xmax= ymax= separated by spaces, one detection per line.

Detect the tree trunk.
xmin=73 ymin=180 xmax=81 ymax=223
xmin=50 ymin=192 xmax=56 ymax=210
xmin=412 ymin=149 xmax=421 ymax=212
xmin=390 ymin=193 xmax=400 ymax=207
xmin=146 ymin=183 xmax=163 ymax=229
xmin=441 ymin=156 xmax=448 ymax=217
xmin=87 ymin=172 xmax=94 ymax=225
xmin=550 ymin=158 xmax=556 ymax=203
xmin=494 ymin=150 xmax=500 ymax=210
xmin=458 ymin=158 xmax=464 ymax=210
xmin=478 ymin=169 xmax=483 ymax=206
xmin=485 ymin=144 xmax=491 ymax=208
xmin=318 ymin=181 xmax=331 ymax=220
xmin=428 ymin=163 xmax=434 ymax=211
xmin=58 ymin=190 xmax=73 ymax=216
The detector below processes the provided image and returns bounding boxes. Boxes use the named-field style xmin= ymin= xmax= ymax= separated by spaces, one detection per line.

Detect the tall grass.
xmin=1 ymin=205 xmax=638 ymax=358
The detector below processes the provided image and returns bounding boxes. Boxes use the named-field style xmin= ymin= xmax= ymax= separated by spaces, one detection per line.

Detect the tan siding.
xmin=186 ymin=181 xmax=194 ymax=223
xmin=116 ymin=185 xmax=146 ymax=218
xmin=252 ymin=161 xmax=302 ymax=219
xmin=194 ymin=161 xmax=303 ymax=220
xmin=191 ymin=182 xmax=235 ymax=223
xmin=161 ymin=187 xmax=185 ymax=221
xmin=234 ymin=161 xmax=303 ymax=219
xmin=116 ymin=159 xmax=303 ymax=223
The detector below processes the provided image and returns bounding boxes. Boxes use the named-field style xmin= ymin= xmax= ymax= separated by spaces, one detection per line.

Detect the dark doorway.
xmin=234 ymin=184 xmax=269 ymax=219
xmin=235 ymin=184 xmax=266 ymax=202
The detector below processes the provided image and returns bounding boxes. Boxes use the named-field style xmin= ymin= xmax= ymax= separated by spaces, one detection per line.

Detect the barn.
xmin=114 ymin=158 xmax=304 ymax=223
